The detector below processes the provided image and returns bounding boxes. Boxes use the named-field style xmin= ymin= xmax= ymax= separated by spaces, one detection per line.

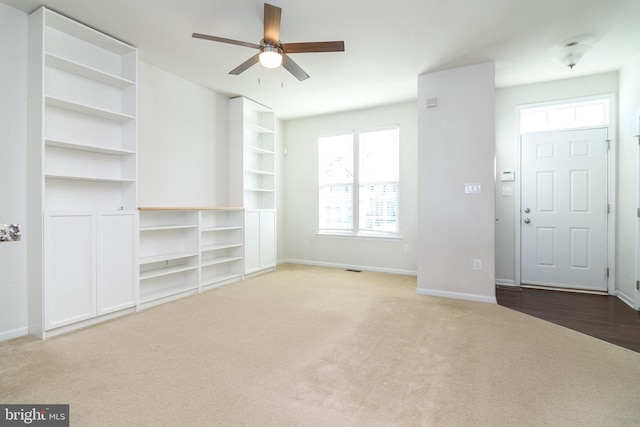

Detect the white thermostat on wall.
xmin=500 ymin=171 xmax=515 ymax=181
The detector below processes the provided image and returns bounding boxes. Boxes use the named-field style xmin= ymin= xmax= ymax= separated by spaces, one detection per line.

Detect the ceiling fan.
xmin=192 ymin=3 xmax=345 ymax=81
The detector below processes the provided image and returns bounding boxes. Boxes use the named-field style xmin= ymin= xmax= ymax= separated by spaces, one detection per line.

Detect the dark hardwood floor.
xmin=496 ymin=286 xmax=640 ymax=353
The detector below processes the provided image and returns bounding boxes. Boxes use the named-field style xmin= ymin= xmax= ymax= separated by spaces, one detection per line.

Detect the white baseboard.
xmin=0 ymin=326 xmax=28 ymax=342
xmin=616 ymin=290 xmax=637 ymax=310
xmin=278 ymin=259 xmax=417 ymax=276
xmin=416 ymin=287 xmax=497 ymax=304
xmin=495 ymin=278 xmax=517 ymax=287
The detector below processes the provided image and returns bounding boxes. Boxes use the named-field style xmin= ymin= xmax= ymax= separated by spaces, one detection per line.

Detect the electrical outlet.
xmin=403 ymin=244 xmax=410 ymax=253
xmin=473 ymin=259 xmax=482 ymax=271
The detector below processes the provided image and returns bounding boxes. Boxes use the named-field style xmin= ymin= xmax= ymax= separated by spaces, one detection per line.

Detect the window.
xmin=318 ymin=126 xmax=400 ymax=236
xmin=520 ymin=98 xmax=609 ymax=133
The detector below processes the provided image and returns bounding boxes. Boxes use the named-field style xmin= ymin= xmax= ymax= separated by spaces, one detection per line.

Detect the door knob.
xmin=524 ymin=218 xmax=531 ymax=224
xmin=524 ymin=208 xmax=530 ymax=213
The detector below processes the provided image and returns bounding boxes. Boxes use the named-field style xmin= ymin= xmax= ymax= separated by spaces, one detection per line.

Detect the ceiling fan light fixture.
xmin=259 ymin=45 xmax=282 ymax=68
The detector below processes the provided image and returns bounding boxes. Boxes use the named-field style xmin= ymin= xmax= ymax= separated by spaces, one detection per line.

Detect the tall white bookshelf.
xmin=229 ymin=97 xmax=277 ymax=275
xmin=27 ymin=7 xmax=138 ymax=338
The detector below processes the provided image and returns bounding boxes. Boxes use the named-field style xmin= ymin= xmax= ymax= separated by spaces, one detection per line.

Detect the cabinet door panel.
xmin=244 ymin=210 xmax=260 ymax=273
xmin=260 ymin=210 xmax=276 ymax=268
xmin=44 ymin=212 xmax=96 ymax=329
xmin=97 ymin=212 xmax=137 ymax=314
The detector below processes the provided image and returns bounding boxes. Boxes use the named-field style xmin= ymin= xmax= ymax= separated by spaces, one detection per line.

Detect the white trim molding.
xmin=416 ymin=287 xmax=497 ymax=304
xmin=278 ymin=259 xmax=417 ymax=276
xmin=0 ymin=326 xmax=28 ymax=342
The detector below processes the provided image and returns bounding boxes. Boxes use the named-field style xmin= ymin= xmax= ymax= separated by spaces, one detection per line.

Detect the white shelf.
xmin=201 ymin=273 xmax=243 ymax=287
xmin=245 ymin=188 xmax=276 ymax=193
xmin=201 ymin=226 xmax=243 ymax=232
xmin=201 ymin=242 xmax=243 ymax=251
xmin=140 ymin=224 xmax=199 ymax=232
xmin=45 ymin=96 xmax=135 ymax=122
xmin=45 ymin=174 xmax=135 ymax=183
xmin=244 ymin=168 xmax=275 ymax=176
xmin=245 ymin=123 xmax=274 ymax=134
xmin=140 ymin=251 xmax=199 ymax=265
xmin=245 ymin=145 xmax=274 ymax=155
xmin=140 ymin=264 xmax=198 ymax=281
xmin=201 ymin=256 xmax=243 ymax=267
xmin=140 ymin=284 xmax=198 ymax=303
xmin=45 ymin=139 xmax=135 ymax=155
xmin=45 ymin=53 xmax=135 ymax=88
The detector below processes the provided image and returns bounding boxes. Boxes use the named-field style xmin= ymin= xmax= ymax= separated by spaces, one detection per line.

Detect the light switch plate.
xmin=464 ymin=183 xmax=482 ymax=194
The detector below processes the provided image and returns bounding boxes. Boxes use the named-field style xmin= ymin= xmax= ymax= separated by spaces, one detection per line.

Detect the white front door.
xmin=521 ymin=127 xmax=608 ymax=291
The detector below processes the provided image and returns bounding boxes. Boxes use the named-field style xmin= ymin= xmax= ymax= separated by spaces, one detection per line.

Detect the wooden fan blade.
xmin=229 ymin=53 xmax=261 ymax=75
xmin=263 ymin=3 xmax=282 ymax=45
xmin=282 ymin=53 xmax=309 ymax=81
xmin=192 ymin=33 xmax=261 ymax=50
xmin=281 ymin=41 xmax=345 ymax=54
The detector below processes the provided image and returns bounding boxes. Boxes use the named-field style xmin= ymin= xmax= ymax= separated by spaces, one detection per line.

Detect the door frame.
xmin=514 ymin=94 xmax=617 ymax=294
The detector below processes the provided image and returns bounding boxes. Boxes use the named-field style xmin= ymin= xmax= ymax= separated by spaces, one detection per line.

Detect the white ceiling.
xmin=4 ymin=0 xmax=640 ymax=120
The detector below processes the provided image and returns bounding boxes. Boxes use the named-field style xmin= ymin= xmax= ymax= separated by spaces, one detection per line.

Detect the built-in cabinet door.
xmin=97 ymin=212 xmax=137 ymax=314
xmin=244 ymin=210 xmax=261 ymax=274
xmin=259 ymin=210 xmax=276 ymax=268
xmin=44 ymin=212 xmax=96 ymax=330
xmin=244 ymin=209 xmax=276 ymax=274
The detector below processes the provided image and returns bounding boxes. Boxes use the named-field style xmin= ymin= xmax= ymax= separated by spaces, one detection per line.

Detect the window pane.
xmin=319 ymin=134 xmax=354 ymax=184
xmin=319 ymin=184 xmax=353 ymax=230
xmin=575 ymin=104 xmax=604 ymax=127
xmin=547 ymin=107 xmax=574 ymax=129
xmin=360 ymin=183 xmax=398 ymax=233
xmin=360 ymin=128 xmax=399 ymax=182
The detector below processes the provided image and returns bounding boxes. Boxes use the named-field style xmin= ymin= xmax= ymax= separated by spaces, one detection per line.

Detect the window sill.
xmin=316 ymin=231 xmax=403 ymax=240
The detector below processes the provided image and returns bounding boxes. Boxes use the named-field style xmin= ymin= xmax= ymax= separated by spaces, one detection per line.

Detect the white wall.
xmin=617 ymin=55 xmax=640 ymax=308
xmin=281 ymin=102 xmax=418 ymax=274
xmin=417 ymin=62 xmax=496 ymax=303
xmin=138 ymin=62 xmax=229 ymax=207
xmin=0 ymin=4 xmax=28 ymax=341
xmin=494 ymin=72 xmax=619 ymax=286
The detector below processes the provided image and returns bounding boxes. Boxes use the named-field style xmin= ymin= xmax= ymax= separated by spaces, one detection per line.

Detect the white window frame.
xmin=318 ymin=126 xmax=400 ymax=238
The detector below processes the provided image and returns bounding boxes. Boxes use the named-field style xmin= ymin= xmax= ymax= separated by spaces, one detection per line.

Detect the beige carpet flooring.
xmin=1 ymin=264 xmax=640 ymax=426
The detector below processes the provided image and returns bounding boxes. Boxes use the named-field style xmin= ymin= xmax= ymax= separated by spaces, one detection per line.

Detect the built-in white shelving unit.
xmin=138 ymin=210 xmax=199 ymax=307
xmin=27 ymin=7 xmax=138 ymax=339
xmin=229 ymin=97 xmax=277 ymax=275
xmin=138 ymin=208 xmax=244 ymax=308
xmin=200 ymin=209 xmax=245 ymax=288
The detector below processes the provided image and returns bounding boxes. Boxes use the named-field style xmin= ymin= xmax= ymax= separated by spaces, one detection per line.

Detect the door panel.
xmin=97 ymin=212 xmax=137 ymax=314
xmin=521 ymin=127 xmax=608 ymax=291
xmin=44 ymin=212 xmax=96 ymax=329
